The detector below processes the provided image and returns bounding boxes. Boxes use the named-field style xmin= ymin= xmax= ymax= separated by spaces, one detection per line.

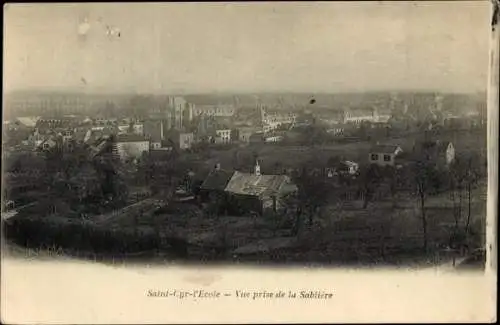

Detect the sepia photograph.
xmin=1 ymin=1 xmax=497 ymax=323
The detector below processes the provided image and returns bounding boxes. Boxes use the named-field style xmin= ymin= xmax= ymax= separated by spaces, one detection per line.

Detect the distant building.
xmin=84 ymin=127 xmax=116 ymax=145
xmin=168 ymin=96 xmax=192 ymax=129
xmin=236 ymin=127 xmax=258 ymax=143
xmin=327 ymin=127 xmax=345 ymax=137
xmin=165 ymin=129 xmax=194 ymax=150
xmin=35 ymin=117 xmax=76 ymax=134
xmin=143 ymin=119 xmax=165 ymax=149
xmin=368 ymin=144 xmax=403 ymax=167
xmin=344 ymin=109 xmax=377 ymax=124
xmin=61 ymin=129 xmax=74 ymax=142
xmin=148 ymin=96 xmax=193 ymax=130
xmin=264 ymin=135 xmax=284 ymax=143
xmin=117 ymin=124 xmax=130 ymax=134
xmin=193 ymin=104 xmax=235 ymax=118
xmin=343 ymin=107 xmax=381 ymax=125
xmin=214 ymin=129 xmax=232 ymax=144
xmin=38 ymin=136 xmax=59 ymax=152
xmin=115 ymin=134 xmax=150 ymax=162
xmin=261 ymin=108 xmax=296 ymax=133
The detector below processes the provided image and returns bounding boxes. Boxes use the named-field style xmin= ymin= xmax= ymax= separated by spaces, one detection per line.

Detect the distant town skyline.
xmin=3 ymin=2 xmax=492 ymax=94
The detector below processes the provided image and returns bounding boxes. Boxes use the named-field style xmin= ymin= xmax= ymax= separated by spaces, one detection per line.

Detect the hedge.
xmin=3 ymin=215 xmax=164 ymax=255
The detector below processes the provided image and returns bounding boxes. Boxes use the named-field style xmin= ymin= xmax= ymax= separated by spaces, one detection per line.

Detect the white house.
xmin=368 ymin=144 xmax=403 ymax=167
xmin=115 ymin=134 xmax=150 ymax=162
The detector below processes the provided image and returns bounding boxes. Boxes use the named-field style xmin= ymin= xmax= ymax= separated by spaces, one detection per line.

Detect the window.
xmin=370 ymin=154 xmax=378 ymax=161
xmin=383 ymin=155 xmax=392 ymax=162
xmin=43 ymin=143 xmax=50 ymax=149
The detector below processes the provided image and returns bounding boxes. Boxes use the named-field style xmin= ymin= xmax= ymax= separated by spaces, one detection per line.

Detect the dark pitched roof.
xmin=370 ymin=144 xmax=402 ymax=154
xmin=200 ymin=169 xmax=234 ymax=191
xmin=85 ymin=128 xmax=115 ymax=144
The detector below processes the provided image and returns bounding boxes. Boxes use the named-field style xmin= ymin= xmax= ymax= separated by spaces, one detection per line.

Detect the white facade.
xmin=150 ymin=141 xmax=162 ymax=149
xmin=262 ymin=111 xmax=296 ymax=133
xmin=368 ymin=146 xmax=403 ymax=167
xmin=327 ymin=127 xmax=345 ymax=136
xmin=178 ymin=133 xmax=194 ymax=149
xmin=193 ymin=105 xmax=235 ymax=117
xmin=116 ymin=141 xmax=150 ymax=161
xmin=344 ymin=112 xmax=376 ymax=124
xmin=215 ymin=129 xmax=231 ymax=144
xmin=264 ymin=135 xmax=284 ymax=143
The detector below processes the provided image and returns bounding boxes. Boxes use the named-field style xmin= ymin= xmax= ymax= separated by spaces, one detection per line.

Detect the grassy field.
xmin=91 ymin=178 xmax=487 ymax=267
xmin=200 ymin=128 xmax=486 ymax=173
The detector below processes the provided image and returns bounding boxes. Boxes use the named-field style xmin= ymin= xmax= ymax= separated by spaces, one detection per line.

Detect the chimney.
xmin=255 ymin=160 xmax=261 ymax=176
xmin=215 ymin=163 xmax=221 ymax=171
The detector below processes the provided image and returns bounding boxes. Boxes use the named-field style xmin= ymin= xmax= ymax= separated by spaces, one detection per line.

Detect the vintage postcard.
xmin=1 ymin=1 xmax=497 ymax=323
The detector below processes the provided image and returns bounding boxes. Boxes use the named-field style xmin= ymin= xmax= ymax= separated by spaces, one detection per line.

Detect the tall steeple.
xmin=255 ymin=159 xmax=261 ymax=176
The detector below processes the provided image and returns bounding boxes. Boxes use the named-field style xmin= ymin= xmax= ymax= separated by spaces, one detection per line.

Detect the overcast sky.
xmin=3 ymin=1 xmax=492 ymax=94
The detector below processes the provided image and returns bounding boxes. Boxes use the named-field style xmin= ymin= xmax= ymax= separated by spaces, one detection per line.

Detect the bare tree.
xmin=281 ymin=192 xmax=302 ymax=236
xmin=360 ymin=164 xmax=383 ymax=209
xmin=412 ymin=160 xmax=436 ymax=251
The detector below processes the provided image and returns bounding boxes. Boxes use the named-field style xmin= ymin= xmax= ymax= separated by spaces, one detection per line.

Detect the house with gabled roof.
xmin=198 ymin=164 xmax=235 ymax=202
xmin=224 ymin=160 xmax=298 ymax=215
xmin=37 ymin=136 xmax=59 ymax=152
xmin=368 ymin=144 xmax=403 ymax=167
